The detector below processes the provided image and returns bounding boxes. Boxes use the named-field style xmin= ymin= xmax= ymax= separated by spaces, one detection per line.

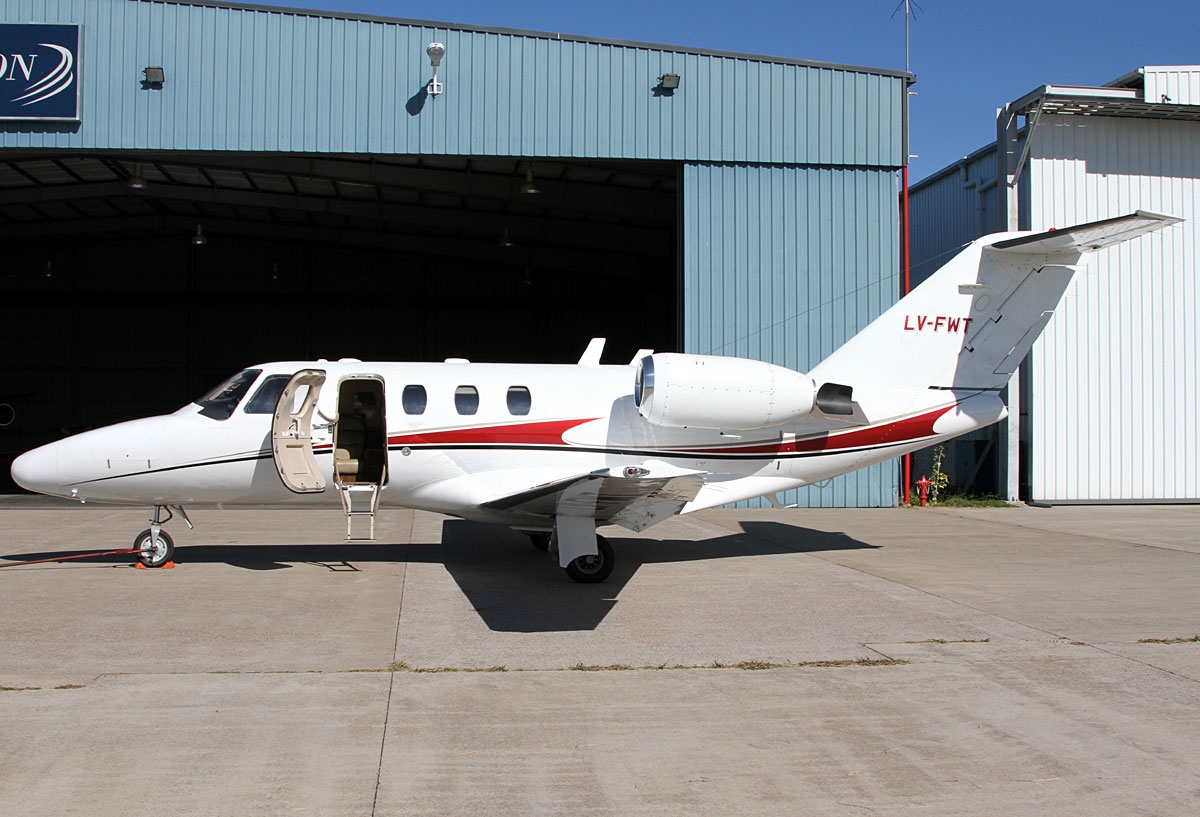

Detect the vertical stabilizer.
xmin=809 ymin=211 xmax=1180 ymax=391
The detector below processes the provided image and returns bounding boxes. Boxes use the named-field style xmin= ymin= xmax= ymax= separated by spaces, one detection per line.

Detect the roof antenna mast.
xmin=890 ymin=0 xmax=923 ymax=73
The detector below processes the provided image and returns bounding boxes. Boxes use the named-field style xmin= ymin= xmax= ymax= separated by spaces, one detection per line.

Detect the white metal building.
xmin=910 ymin=66 xmax=1200 ymax=503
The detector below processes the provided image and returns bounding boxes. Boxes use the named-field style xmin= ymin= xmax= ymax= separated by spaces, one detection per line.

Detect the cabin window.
xmin=402 ymin=384 xmax=427 ymax=415
xmin=454 ymin=385 xmax=479 ymax=415
xmin=506 ymin=386 xmax=532 ymax=416
xmin=196 ymin=369 xmax=262 ymax=421
xmin=243 ymin=375 xmax=290 ymax=414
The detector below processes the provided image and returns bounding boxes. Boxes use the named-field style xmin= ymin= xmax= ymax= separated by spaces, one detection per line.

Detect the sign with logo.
xmin=0 ymin=23 xmax=81 ymax=121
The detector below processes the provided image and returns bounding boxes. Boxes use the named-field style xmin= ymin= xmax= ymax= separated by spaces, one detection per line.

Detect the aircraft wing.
xmin=479 ymin=467 xmax=706 ymax=533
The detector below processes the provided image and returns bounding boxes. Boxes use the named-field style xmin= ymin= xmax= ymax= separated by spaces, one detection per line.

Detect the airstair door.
xmin=271 ymin=369 xmax=327 ymax=493
xmin=333 ymin=376 xmax=388 ymax=540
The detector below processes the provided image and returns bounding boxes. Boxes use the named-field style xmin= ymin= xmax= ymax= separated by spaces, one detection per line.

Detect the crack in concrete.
xmin=370 ymin=517 xmax=411 ymax=817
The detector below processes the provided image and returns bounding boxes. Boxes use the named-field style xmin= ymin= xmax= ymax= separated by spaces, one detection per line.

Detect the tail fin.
xmin=810 ymin=211 xmax=1181 ymax=391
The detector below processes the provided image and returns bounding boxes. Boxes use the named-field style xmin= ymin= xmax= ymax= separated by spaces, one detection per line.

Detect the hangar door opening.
xmin=0 ymin=152 xmax=679 ymax=491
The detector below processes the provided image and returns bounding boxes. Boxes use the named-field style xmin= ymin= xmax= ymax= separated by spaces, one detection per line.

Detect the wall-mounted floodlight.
xmin=658 ymin=73 xmax=680 ymax=91
xmin=427 ymin=42 xmax=446 ymax=96
xmin=143 ymin=66 xmax=165 ymax=86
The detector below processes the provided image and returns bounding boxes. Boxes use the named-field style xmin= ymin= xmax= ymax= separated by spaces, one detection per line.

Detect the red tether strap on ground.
xmin=0 ymin=547 xmax=146 ymax=568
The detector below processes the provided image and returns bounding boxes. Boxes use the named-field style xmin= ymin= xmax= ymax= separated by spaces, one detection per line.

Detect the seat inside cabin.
xmin=334 ymin=383 xmax=386 ymax=486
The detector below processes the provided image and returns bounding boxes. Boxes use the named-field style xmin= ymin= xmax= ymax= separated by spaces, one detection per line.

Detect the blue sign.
xmin=0 ymin=23 xmax=81 ymax=121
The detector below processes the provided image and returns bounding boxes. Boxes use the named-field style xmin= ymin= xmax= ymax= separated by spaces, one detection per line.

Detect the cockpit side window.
xmin=243 ymin=375 xmax=291 ymax=415
xmin=196 ymin=369 xmax=262 ymax=420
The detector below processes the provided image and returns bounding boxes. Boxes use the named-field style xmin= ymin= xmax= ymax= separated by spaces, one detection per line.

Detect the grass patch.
xmin=699 ymin=658 xmax=907 ymax=670
xmin=55 ymin=684 xmax=85 ymax=690
xmin=1138 ymin=635 xmax=1200 ymax=644
xmin=1 ymin=685 xmax=41 ymax=691
xmin=909 ymin=494 xmax=1013 ymax=508
xmin=938 ymin=495 xmax=1013 ymax=508
xmin=904 ymin=638 xmax=990 ymax=644
xmin=303 ymin=658 xmax=912 ymax=675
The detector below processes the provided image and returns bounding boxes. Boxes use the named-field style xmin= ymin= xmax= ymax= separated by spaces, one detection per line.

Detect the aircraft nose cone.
xmin=10 ymin=443 xmax=62 ymax=496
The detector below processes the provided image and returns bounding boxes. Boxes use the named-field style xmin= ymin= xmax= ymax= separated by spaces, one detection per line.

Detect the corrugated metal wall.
xmin=1 ymin=0 xmax=906 ymax=165
xmin=908 ymin=148 xmax=998 ymax=285
xmin=681 ymin=162 xmax=900 ymax=507
xmin=1143 ymin=66 xmax=1200 ymax=107
xmin=1027 ymin=114 xmax=1199 ymax=501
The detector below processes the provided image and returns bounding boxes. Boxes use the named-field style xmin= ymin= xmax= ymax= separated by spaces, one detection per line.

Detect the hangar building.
xmin=910 ymin=66 xmax=1200 ymax=503
xmin=0 ymin=0 xmax=910 ymax=504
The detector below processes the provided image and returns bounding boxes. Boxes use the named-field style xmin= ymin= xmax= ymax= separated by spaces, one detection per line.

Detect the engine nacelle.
xmin=633 ymin=353 xmax=817 ymax=430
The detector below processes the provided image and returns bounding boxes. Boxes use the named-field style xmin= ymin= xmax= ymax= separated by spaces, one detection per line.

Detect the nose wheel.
xmin=133 ymin=505 xmax=190 ymax=568
xmin=134 ymin=527 xmax=175 ymax=568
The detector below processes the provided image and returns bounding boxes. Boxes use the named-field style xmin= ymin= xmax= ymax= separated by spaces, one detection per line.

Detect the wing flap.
xmin=479 ymin=469 xmax=705 ymax=529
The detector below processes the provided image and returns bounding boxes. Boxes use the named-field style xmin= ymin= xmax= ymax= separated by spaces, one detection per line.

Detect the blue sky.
xmin=277 ymin=0 xmax=1199 ymax=181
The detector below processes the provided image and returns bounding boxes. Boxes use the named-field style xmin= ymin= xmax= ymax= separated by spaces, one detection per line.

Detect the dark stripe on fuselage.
xmin=66 ymin=433 xmax=939 ymax=490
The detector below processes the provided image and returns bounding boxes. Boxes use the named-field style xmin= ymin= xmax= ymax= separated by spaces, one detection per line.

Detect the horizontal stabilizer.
xmin=991 ymin=210 xmax=1182 ymax=255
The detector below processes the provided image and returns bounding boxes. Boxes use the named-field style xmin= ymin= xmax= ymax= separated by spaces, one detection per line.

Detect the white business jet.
xmin=11 ymin=212 xmax=1179 ymax=581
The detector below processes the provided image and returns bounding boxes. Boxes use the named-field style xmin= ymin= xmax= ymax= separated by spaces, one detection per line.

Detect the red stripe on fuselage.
xmin=668 ymin=405 xmax=953 ymax=456
xmin=347 ymin=405 xmax=952 ymax=457
xmin=387 ymin=418 xmax=597 ymax=448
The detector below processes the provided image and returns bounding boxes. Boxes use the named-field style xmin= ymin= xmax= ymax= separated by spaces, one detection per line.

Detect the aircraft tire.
xmin=134 ymin=528 xmax=175 ymax=568
xmin=564 ymin=535 xmax=614 ymax=584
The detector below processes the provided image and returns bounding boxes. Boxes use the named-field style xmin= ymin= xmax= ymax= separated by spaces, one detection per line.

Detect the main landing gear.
xmin=565 ymin=535 xmax=614 ymax=584
xmin=134 ymin=505 xmax=192 ymax=568
xmin=530 ymin=529 xmax=614 ymax=584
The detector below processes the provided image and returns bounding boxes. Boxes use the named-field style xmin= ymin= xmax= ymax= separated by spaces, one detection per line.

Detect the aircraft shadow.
xmin=433 ymin=519 xmax=876 ymax=633
xmin=2 ymin=519 xmax=875 ymax=633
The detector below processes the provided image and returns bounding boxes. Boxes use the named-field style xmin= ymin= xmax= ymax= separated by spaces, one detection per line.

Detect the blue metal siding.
xmin=2 ymin=0 xmax=906 ymax=164
xmin=909 ymin=148 xmax=999 ymax=286
xmin=682 ymin=162 xmax=900 ymax=508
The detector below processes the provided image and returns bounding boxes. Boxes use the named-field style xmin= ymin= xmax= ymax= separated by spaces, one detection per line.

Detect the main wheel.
xmin=134 ymin=528 xmax=175 ymax=568
xmin=564 ymin=535 xmax=614 ymax=584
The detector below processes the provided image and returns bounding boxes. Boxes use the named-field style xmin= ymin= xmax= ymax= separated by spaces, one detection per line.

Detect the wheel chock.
xmin=134 ymin=561 xmax=176 ymax=569
xmin=135 ymin=562 xmax=147 ymax=569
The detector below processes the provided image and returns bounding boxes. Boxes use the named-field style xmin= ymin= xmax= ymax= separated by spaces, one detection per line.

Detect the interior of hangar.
xmin=1 ymin=0 xmax=909 ymax=505
xmin=1 ymin=150 xmax=677 ymax=399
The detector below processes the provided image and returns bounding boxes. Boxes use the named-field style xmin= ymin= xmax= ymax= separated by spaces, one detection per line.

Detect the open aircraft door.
xmin=271 ymin=369 xmax=327 ymax=493
xmin=332 ymin=376 xmax=388 ymax=540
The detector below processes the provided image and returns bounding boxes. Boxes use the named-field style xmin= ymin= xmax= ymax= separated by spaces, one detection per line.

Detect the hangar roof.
xmin=1 ymin=0 xmax=908 ymax=167
xmin=172 ymin=0 xmax=912 ymax=78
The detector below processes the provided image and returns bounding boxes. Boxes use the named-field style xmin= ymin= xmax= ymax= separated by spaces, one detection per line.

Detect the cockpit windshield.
xmin=195 ymin=369 xmax=262 ymax=420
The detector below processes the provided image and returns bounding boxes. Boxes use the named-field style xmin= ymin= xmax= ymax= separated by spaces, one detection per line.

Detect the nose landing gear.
xmin=135 ymin=505 xmax=192 ymax=568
